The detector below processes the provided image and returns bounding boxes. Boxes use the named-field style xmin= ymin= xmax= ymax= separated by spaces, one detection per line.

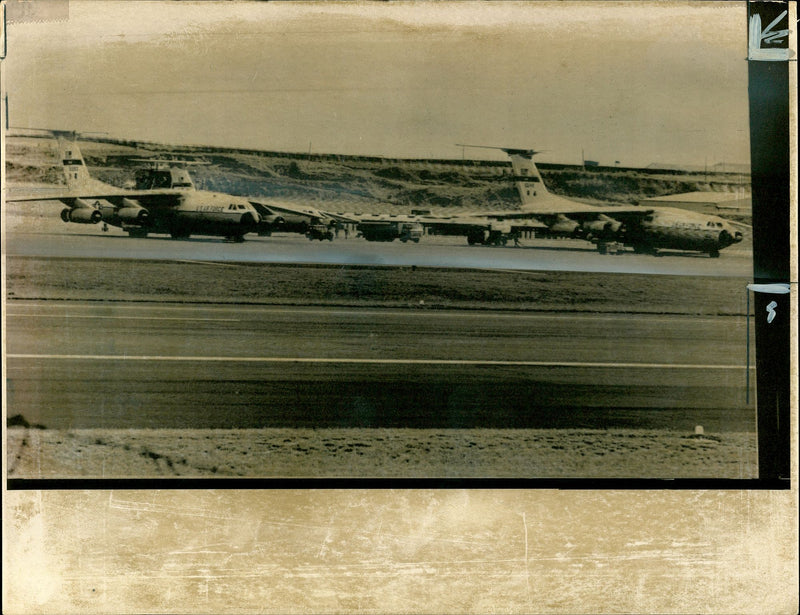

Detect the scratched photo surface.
xmin=5 ymin=1 xmax=758 ymax=480
xmin=3 ymin=3 xmax=798 ymax=615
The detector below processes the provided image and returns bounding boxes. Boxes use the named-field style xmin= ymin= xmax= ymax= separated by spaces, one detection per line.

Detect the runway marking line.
xmin=6 ymin=354 xmax=753 ymax=370
xmin=6 ymin=303 xmax=736 ymax=324
xmin=5 ymin=314 xmax=240 ymax=322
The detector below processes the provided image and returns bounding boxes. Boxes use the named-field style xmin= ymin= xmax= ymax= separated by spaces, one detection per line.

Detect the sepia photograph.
xmin=2 ymin=1 xmax=796 ymax=613
xmin=3 ymin=0 xmax=766 ymax=481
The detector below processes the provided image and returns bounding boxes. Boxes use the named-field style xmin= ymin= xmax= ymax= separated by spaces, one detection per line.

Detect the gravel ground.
xmin=7 ymin=427 xmax=757 ymax=479
xmin=6 ymin=253 xmax=750 ymax=315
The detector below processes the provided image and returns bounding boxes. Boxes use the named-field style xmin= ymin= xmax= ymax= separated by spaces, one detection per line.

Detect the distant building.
xmin=645 ymin=162 xmax=694 ymax=172
xmin=710 ymin=162 xmax=751 ymax=174
xmin=640 ymin=191 xmax=751 ymax=215
xmin=645 ymin=162 xmax=751 ymax=174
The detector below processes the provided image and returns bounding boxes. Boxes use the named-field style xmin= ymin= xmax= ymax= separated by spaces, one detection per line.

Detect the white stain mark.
xmin=317 ymin=516 xmax=335 ymax=558
xmin=748 ymin=10 xmax=792 ymax=61
xmin=746 ymin=283 xmax=792 ymax=294
xmin=766 ymin=300 xmax=778 ymax=323
xmin=521 ymin=512 xmax=531 ymax=603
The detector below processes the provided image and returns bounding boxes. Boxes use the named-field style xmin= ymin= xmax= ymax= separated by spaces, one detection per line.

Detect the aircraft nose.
xmin=241 ymin=211 xmax=260 ymax=228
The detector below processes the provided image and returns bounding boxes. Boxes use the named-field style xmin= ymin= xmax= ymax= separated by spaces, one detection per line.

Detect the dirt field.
xmin=5 ymin=257 xmax=756 ymax=480
xmin=6 ymin=256 xmax=750 ymax=316
xmin=7 ymin=427 xmax=756 ymax=479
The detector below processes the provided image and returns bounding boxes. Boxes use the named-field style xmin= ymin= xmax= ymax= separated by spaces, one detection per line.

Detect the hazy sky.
xmin=4 ymin=1 xmax=751 ymax=166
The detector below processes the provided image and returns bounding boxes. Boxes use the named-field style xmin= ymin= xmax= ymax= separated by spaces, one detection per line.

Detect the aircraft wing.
xmin=249 ymin=199 xmax=359 ymax=224
xmin=320 ymin=211 xmax=361 ymax=224
xmin=490 ymin=205 xmax=656 ymax=223
xmin=5 ymin=187 xmax=186 ymax=205
xmin=357 ymin=204 xmax=655 ymax=226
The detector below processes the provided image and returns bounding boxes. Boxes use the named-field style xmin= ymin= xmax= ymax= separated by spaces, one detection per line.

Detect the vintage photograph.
xmin=4 ymin=1 xmax=759 ymax=481
xmin=3 ymin=2 xmax=797 ymax=614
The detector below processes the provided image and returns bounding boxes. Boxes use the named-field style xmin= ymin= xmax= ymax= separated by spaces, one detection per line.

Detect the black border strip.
xmin=8 ymin=478 xmax=791 ymax=490
xmin=747 ymin=0 xmax=792 ymax=483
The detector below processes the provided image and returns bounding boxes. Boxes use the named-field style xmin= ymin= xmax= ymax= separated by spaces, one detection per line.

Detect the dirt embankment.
xmin=6 ymin=136 xmax=751 ymax=213
xmin=6 ymin=257 xmax=750 ymax=315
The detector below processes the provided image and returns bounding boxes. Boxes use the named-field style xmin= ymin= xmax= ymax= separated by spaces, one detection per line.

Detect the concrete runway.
xmin=6 ymin=301 xmax=756 ymax=431
xmin=4 ymin=223 xmax=753 ymax=277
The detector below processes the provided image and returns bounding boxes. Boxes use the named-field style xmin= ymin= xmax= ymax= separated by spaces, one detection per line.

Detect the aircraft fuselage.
xmin=80 ymin=189 xmax=261 ymax=240
xmin=625 ymin=207 xmax=742 ymax=256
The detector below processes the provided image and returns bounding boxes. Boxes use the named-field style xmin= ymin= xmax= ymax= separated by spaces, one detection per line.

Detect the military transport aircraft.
xmin=358 ymin=145 xmax=746 ymax=257
xmin=6 ymin=132 xmax=350 ymax=242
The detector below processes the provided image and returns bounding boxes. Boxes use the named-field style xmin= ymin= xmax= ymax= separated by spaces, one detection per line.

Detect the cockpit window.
xmin=152 ymin=171 xmax=172 ymax=188
xmin=135 ymin=170 xmax=152 ymax=190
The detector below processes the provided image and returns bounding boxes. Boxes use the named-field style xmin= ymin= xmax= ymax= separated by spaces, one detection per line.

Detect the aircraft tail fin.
xmin=456 ymin=144 xmax=558 ymax=211
xmin=54 ymin=131 xmax=95 ymax=191
xmin=503 ymin=149 xmax=554 ymax=210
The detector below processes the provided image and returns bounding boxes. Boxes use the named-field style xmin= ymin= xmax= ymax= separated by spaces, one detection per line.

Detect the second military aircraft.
xmin=357 ymin=145 xmax=745 ymax=257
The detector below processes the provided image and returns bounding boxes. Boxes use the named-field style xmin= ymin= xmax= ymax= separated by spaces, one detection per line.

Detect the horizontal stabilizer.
xmin=455 ymin=144 xmax=546 ymax=159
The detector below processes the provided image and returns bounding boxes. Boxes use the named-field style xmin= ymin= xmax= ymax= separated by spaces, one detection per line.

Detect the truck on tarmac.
xmin=357 ymin=220 xmax=424 ymax=243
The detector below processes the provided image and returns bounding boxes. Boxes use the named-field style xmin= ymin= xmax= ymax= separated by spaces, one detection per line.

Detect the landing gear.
xmin=170 ymin=227 xmax=191 ymax=239
xmin=127 ymin=228 xmax=149 ymax=238
xmin=709 ymin=249 xmax=720 ymax=258
xmin=466 ymin=230 xmax=486 ymax=245
xmin=633 ymin=244 xmax=657 ymax=256
xmin=596 ymin=241 xmax=624 ymax=255
xmin=226 ymin=235 xmax=246 ymax=243
xmin=466 ymin=230 xmax=508 ymax=246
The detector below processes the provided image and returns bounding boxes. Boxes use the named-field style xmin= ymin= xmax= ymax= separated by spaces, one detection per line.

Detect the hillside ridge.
xmin=6 ymin=135 xmax=751 ymax=216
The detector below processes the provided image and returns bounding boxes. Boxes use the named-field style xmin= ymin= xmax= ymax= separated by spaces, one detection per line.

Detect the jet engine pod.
xmin=117 ymin=207 xmax=150 ymax=223
xmin=580 ymin=214 xmax=622 ymax=240
xmin=66 ymin=206 xmax=102 ymax=224
xmin=548 ymin=215 xmax=579 ymax=237
xmin=60 ymin=208 xmax=72 ymax=223
xmin=117 ymin=198 xmax=150 ymax=223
